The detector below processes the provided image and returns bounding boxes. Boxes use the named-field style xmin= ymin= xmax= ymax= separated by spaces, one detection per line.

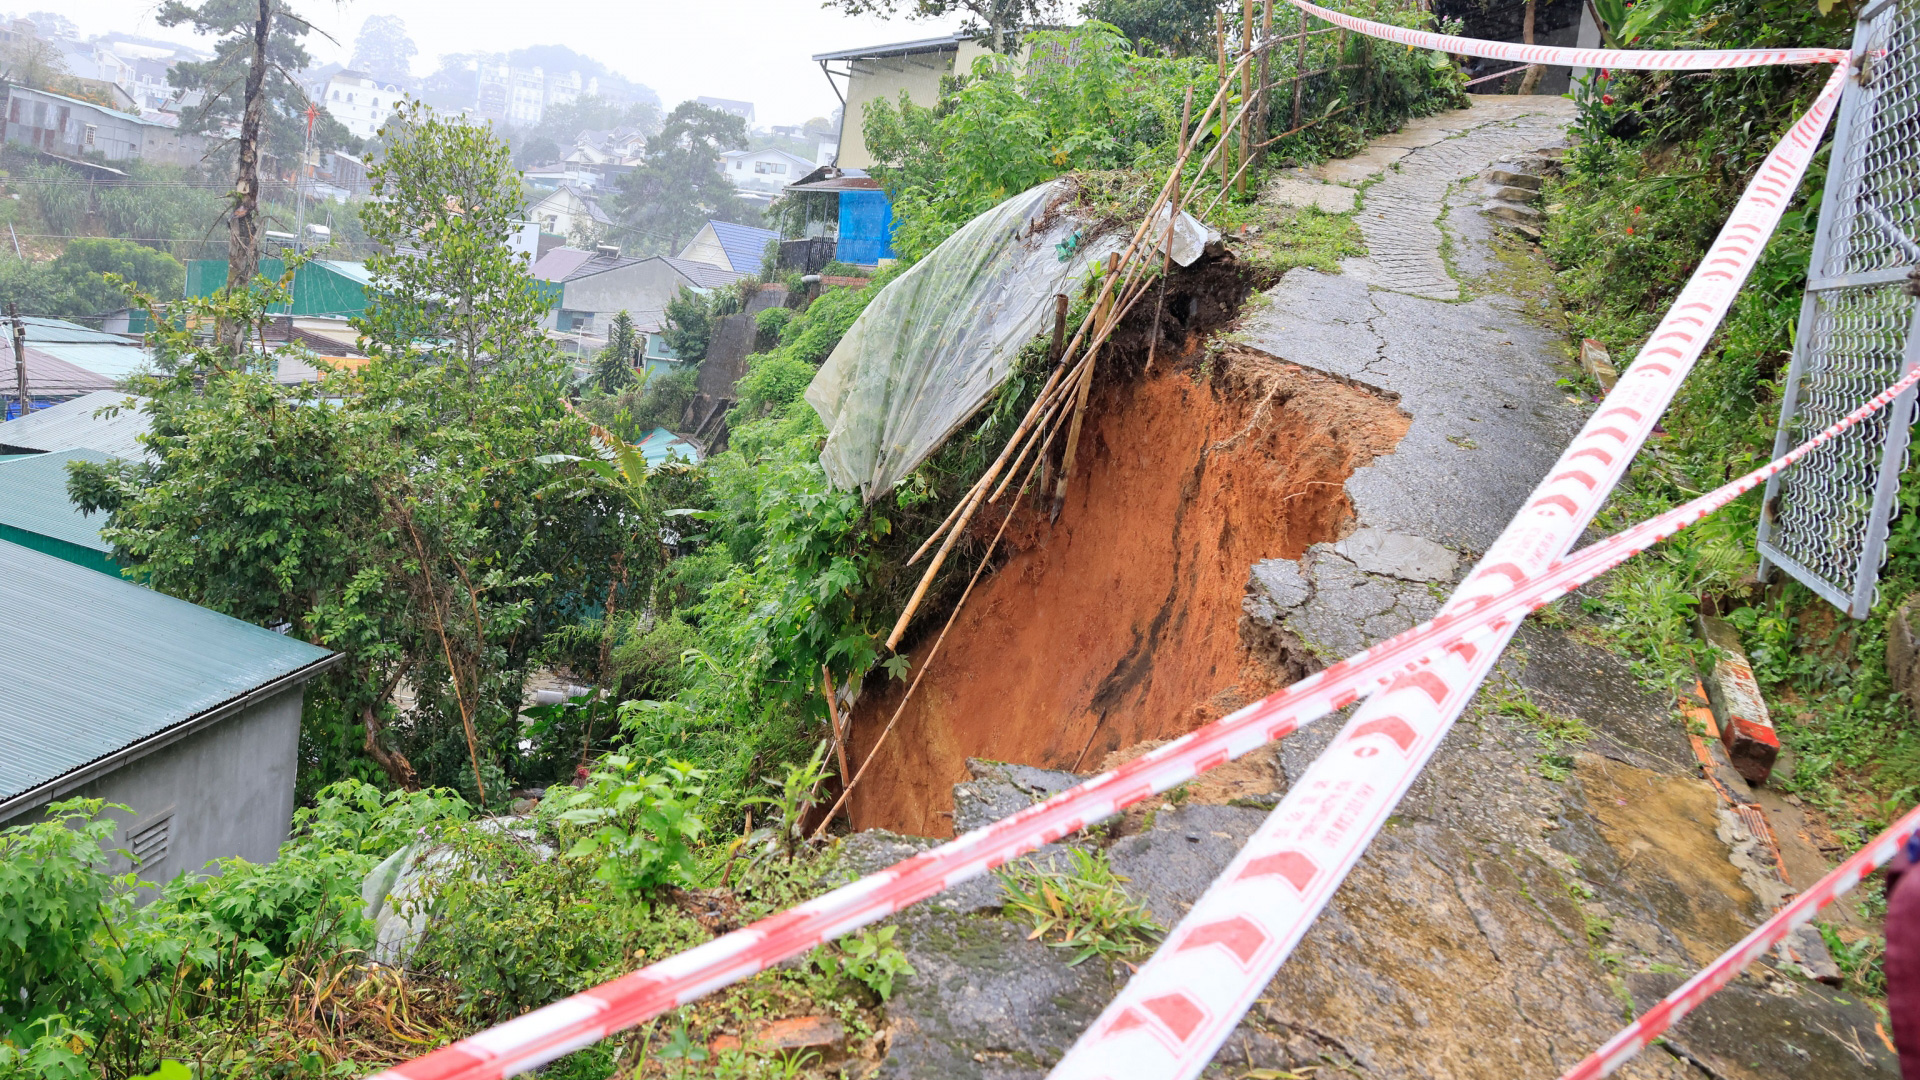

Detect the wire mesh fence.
xmin=1758 ymin=0 xmax=1920 ymax=617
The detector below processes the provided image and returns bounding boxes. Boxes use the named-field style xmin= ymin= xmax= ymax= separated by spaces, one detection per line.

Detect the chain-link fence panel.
xmin=1758 ymin=0 xmax=1920 ymax=618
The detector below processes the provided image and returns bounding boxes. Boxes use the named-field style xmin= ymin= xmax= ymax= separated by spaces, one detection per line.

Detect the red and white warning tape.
xmin=1564 ymin=802 xmax=1920 ymax=1079
xmin=1045 ymin=61 xmax=1850 ymax=1080
xmin=1284 ymin=0 xmax=1848 ymax=69
xmin=368 ymin=30 xmax=1867 ymax=1080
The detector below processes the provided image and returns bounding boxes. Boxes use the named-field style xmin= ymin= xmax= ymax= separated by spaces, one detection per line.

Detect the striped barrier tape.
xmin=370 ymin=37 xmax=1858 ymax=1080
xmin=367 ymin=188 xmax=1904 ymax=1080
xmin=1284 ymin=0 xmax=1849 ymax=68
xmin=1045 ymin=60 xmax=1850 ymax=1080
xmin=366 ymin=319 xmax=1912 ymax=1080
xmin=1563 ymin=802 xmax=1920 ymax=1079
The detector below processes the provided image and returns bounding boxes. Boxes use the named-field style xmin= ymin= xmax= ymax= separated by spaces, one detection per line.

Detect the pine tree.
xmin=595 ymin=311 xmax=640 ymax=395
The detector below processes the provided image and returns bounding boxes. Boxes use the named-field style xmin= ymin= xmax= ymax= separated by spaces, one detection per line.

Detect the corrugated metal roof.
xmin=0 ymin=391 xmax=153 ymax=458
xmin=0 ymin=540 xmax=336 ymax=809
xmin=533 ymin=247 xmax=596 ymax=281
xmin=0 ymin=349 xmax=117 ymax=399
xmin=660 ymin=256 xmax=746 ymax=289
xmin=638 ymin=426 xmax=702 ymax=467
xmin=0 ymin=448 xmax=115 ymax=551
xmin=812 ymin=34 xmax=966 ymax=61
xmin=706 ymin=220 xmax=781 ymax=274
xmin=17 ymin=316 xmax=154 ymax=379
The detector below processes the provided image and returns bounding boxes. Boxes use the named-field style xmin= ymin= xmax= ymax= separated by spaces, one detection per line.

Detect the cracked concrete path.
xmin=1245 ymin=97 xmax=1584 ymax=554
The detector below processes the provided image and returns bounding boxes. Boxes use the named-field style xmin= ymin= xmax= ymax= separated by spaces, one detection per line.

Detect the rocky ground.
xmin=831 ymin=96 xmax=1897 ymax=1080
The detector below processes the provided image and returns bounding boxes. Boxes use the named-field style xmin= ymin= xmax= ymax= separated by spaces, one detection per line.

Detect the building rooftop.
xmin=700 ymin=220 xmax=781 ymax=275
xmin=0 ymin=540 xmax=337 ymax=817
xmin=660 ymin=255 xmax=747 ymax=290
xmin=12 ymin=316 xmax=153 ymax=381
xmin=0 ymin=448 xmax=116 ymax=555
xmin=0 ymin=391 xmax=153 ymax=457
xmin=812 ymin=34 xmax=969 ymax=62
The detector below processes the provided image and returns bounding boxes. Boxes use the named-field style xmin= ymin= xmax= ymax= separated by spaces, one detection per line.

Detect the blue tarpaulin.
xmin=836 ymin=190 xmax=895 ymax=266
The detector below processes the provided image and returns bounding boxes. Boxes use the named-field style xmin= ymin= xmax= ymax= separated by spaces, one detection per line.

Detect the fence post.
xmin=1292 ymin=18 xmax=1308 ymax=129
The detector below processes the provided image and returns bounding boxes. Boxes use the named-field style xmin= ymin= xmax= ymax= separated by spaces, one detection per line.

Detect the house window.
xmin=83 ymin=124 xmax=95 ymax=147
xmin=734 ymin=160 xmax=743 ymax=170
xmin=754 ymin=161 xmax=787 ymax=175
xmin=128 ymin=814 xmax=172 ymax=871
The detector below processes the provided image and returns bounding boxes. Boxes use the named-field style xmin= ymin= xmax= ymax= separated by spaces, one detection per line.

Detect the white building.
xmin=325 ymin=70 xmax=403 ymax=140
xmin=716 ymin=147 xmax=816 ymax=200
xmin=475 ymin=61 xmax=597 ymax=128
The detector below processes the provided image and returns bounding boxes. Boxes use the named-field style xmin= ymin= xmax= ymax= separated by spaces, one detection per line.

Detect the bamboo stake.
xmin=1258 ymin=0 xmax=1274 ymax=155
xmin=1239 ymin=0 xmax=1253 ymax=196
xmin=1216 ymin=13 xmax=1231 ymax=191
xmin=1049 ymin=293 xmax=1068 ymax=364
xmin=1146 ymin=88 xmax=1190 ymax=376
xmin=822 ymin=666 xmax=851 ymax=808
xmin=1293 ymin=17 xmax=1309 ymax=129
xmin=1050 ymin=252 xmax=1120 ymax=521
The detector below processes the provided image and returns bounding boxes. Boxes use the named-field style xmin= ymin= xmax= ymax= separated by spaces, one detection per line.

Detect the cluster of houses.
xmin=0 ymin=25 xmax=1024 ymax=892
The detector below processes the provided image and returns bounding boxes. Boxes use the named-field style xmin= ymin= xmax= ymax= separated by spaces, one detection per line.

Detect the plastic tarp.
xmin=807 ymin=180 xmax=1215 ymax=501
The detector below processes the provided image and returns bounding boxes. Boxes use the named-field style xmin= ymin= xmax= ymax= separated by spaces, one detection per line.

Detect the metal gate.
xmin=1757 ymin=0 xmax=1920 ymax=618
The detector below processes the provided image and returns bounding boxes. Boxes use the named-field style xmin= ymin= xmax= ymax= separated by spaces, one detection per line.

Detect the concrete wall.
xmin=1 ymin=685 xmax=306 ymax=889
xmin=549 ymin=259 xmax=695 ymax=331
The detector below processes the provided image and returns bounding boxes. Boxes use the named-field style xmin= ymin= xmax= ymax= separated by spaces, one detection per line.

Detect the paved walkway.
xmin=1268 ymin=95 xmax=1576 ymax=300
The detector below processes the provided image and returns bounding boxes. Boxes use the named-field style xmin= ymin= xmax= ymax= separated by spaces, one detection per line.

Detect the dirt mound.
xmin=846 ymin=347 xmax=1410 ymax=836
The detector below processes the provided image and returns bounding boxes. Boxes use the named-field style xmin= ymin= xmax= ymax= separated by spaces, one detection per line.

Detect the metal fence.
xmin=1757 ymin=0 xmax=1920 ymax=618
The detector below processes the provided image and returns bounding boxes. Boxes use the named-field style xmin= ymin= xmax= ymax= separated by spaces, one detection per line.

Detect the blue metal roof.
xmin=706 ymin=220 xmax=780 ymax=274
xmin=0 ymin=540 xmax=336 ymax=814
xmin=638 ymin=426 xmax=702 ymax=467
xmin=0 ymin=448 xmax=115 ymax=551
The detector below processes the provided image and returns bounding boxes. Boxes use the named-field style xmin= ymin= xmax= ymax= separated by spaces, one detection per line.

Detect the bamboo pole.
xmin=1293 ymin=18 xmax=1309 ymax=129
xmin=1258 ymin=0 xmax=1273 ymax=155
xmin=1216 ymin=13 xmax=1231 ymax=191
xmin=1050 ymin=252 xmax=1119 ymax=521
xmin=1146 ymin=86 xmax=1192 ymax=376
xmin=1239 ymin=0 xmax=1253 ymax=196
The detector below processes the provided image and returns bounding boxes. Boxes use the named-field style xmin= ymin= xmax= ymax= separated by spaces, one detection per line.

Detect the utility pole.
xmin=9 ymin=303 xmax=29 ymax=420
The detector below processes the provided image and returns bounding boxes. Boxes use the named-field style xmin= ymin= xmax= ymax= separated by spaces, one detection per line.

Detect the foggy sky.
xmin=45 ymin=0 xmax=969 ymax=128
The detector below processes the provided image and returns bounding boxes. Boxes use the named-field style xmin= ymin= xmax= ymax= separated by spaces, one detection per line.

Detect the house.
xmin=525 ymin=165 xmax=604 ymax=194
xmin=185 ymin=258 xmax=372 ymax=318
xmin=637 ymin=427 xmax=702 ymax=468
xmin=695 ymin=96 xmax=755 ymax=125
xmin=717 ymin=147 xmax=815 ymax=201
xmin=0 ymin=448 xmax=120 ymax=574
xmin=0 ymin=390 xmax=152 ymax=457
xmin=784 ymin=167 xmax=896 ymax=266
xmin=0 ymin=82 xmax=207 ymax=166
xmin=533 ymin=246 xmax=743 ymax=336
xmin=325 ymin=70 xmax=403 ymax=140
xmin=1 ymin=318 xmax=154 ymax=414
xmin=812 ymin=35 xmax=994 ymax=169
xmin=528 ymin=184 xmax=612 ymax=240
xmin=678 ymin=220 xmax=780 ymax=275
xmin=0 ymin=540 xmax=339 ymax=888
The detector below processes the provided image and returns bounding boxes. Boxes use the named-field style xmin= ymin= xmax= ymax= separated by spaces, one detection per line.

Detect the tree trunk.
xmin=1517 ymin=0 xmax=1545 ymax=95
xmin=363 ymin=704 xmax=420 ymax=789
xmin=220 ymin=0 xmax=271 ymax=352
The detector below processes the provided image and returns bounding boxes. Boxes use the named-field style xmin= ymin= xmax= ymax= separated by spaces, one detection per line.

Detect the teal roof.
xmin=0 ymin=391 xmax=152 ymax=458
xmin=638 ymin=426 xmax=701 ymax=467
xmin=0 ymin=541 xmax=337 ymax=813
xmin=20 ymin=316 xmax=153 ymax=380
xmin=0 ymin=448 xmax=115 ymax=551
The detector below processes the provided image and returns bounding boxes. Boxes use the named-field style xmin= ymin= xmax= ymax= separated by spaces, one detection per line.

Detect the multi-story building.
xmin=324 ymin=70 xmax=404 ymax=140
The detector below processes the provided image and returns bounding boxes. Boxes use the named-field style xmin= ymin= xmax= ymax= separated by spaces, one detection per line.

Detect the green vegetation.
xmin=998 ymin=848 xmax=1163 ymax=965
xmin=1539 ymin=0 xmax=1920 ymax=839
xmin=5 ymin=10 xmax=1477 ymax=1073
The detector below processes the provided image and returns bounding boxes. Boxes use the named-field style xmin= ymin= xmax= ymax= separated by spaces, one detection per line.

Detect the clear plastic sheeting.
xmin=807 ymin=180 xmax=1215 ymax=500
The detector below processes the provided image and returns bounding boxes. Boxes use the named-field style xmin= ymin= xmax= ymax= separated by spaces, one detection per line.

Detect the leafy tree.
xmin=610 ymin=101 xmax=758 ymax=253
xmin=159 ymin=0 xmax=354 ymax=167
xmin=53 ymin=239 xmax=186 ymax=316
xmin=0 ymin=28 xmax=71 ymax=91
xmin=1080 ymin=0 xmax=1226 ymax=55
xmin=594 ymin=310 xmax=641 ymax=394
xmin=827 ymin=0 xmax=1062 ymax=51
xmin=350 ymin=14 xmax=418 ymax=83
xmin=357 ymin=98 xmax=553 ymax=374
xmin=533 ymin=93 xmax=663 ymax=146
xmin=516 ymin=133 xmax=562 ymax=167
xmin=659 ymin=282 xmax=739 ymax=361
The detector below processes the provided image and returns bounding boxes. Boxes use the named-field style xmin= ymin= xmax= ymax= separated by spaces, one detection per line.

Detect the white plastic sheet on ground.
xmin=807 ymin=180 xmax=1216 ymax=500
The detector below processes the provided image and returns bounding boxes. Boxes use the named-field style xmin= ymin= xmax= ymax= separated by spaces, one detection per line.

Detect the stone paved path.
xmin=1268 ymin=95 xmax=1576 ymax=300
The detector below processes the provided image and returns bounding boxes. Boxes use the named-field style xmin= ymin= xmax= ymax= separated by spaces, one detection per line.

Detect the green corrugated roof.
xmin=0 ymin=448 xmax=115 ymax=552
xmin=0 ymin=540 xmax=336 ymax=811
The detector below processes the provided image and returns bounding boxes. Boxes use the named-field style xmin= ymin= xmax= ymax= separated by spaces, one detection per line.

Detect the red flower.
xmin=1599 ymin=68 xmax=1610 ymax=79
xmin=1602 ymin=93 xmax=1615 ymax=105
xmin=1633 ymin=205 xmax=1642 ymax=214
xmin=1626 ymin=226 xmax=1635 ymax=235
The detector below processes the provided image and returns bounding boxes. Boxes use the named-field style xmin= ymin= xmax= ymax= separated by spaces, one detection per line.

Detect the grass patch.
xmin=997 ymin=847 xmax=1162 ymax=966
